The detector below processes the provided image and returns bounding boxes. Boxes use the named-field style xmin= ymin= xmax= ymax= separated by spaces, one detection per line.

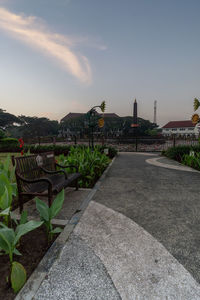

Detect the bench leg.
xmin=75 ymin=179 xmax=79 ymax=191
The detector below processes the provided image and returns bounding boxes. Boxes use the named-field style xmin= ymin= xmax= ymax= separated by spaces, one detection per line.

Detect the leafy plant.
xmin=58 ymin=146 xmax=110 ymax=188
xmin=35 ymin=189 xmax=64 ymax=243
xmin=11 ymin=261 xmax=26 ymax=293
xmin=0 ymin=155 xmax=16 ymax=184
xmin=182 ymin=152 xmax=200 ymax=170
xmin=0 ymin=215 xmax=43 ymax=293
xmin=0 ymin=217 xmax=43 ymax=263
xmin=162 ymin=145 xmax=192 ymax=162
xmin=0 ymin=156 xmax=17 ymax=225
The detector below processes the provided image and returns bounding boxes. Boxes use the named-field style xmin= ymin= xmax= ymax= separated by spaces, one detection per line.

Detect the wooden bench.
xmin=12 ymin=152 xmax=81 ymax=212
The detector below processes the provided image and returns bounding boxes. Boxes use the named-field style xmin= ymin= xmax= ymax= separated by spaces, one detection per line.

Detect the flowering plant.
xmin=18 ymin=138 xmax=24 ymax=155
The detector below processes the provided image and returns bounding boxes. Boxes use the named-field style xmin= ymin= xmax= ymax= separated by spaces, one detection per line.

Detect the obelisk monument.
xmin=131 ymin=99 xmax=138 ymax=128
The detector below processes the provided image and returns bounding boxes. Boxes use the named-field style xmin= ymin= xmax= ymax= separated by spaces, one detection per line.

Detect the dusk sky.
xmin=0 ymin=0 xmax=200 ymax=126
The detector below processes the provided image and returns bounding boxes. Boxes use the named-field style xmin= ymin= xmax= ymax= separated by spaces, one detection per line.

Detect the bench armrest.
xmin=41 ymin=167 xmax=67 ymax=179
xmin=16 ymin=172 xmax=53 ymax=187
xmin=56 ymin=163 xmax=79 ymax=173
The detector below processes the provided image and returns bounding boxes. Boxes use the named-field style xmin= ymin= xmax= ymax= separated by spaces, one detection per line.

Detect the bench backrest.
xmin=14 ymin=152 xmax=56 ymax=180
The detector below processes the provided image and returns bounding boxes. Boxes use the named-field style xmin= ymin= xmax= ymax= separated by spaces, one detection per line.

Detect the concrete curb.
xmin=15 ymin=156 xmax=116 ymax=300
xmin=146 ymin=156 xmax=200 ymax=173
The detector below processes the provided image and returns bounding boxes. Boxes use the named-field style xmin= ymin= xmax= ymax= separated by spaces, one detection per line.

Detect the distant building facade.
xmin=60 ymin=112 xmax=120 ymax=138
xmin=162 ymin=120 xmax=198 ymax=137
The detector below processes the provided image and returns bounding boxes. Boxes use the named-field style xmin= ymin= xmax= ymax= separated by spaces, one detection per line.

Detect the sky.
xmin=0 ymin=0 xmax=200 ymax=126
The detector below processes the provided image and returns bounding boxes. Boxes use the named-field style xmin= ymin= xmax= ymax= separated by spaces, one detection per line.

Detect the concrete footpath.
xmin=34 ymin=153 xmax=200 ymax=300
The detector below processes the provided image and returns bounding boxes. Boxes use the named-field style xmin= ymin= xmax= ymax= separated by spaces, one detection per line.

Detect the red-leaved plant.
xmin=18 ymin=138 xmax=24 ymax=155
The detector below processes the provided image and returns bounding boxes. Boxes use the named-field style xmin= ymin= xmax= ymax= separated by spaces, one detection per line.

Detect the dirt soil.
xmin=0 ymin=225 xmax=58 ymax=300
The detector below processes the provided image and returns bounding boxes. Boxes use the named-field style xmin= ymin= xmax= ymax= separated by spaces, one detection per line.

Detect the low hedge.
xmin=162 ymin=145 xmax=200 ymax=162
xmin=29 ymin=144 xmax=70 ymax=156
xmin=0 ymin=141 xmax=118 ymax=158
xmin=30 ymin=144 xmax=118 ymax=158
xmin=0 ymin=138 xmax=20 ymax=152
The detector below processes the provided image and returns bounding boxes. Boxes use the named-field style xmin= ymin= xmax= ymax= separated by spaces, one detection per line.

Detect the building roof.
xmin=61 ymin=112 xmax=120 ymax=122
xmin=103 ymin=113 xmax=120 ymax=118
xmin=61 ymin=113 xmax=84 ymax=122
xmin=162 ymin=120 xmax=195 ymax=129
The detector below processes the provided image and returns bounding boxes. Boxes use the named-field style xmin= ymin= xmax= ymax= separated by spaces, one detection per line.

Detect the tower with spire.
xmin=131 ymin=99 xmax=139 ymax=128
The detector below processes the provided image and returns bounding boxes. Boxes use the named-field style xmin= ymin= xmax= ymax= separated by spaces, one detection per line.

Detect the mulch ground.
xmin=0 ymin=225 xmax=58 ymax=300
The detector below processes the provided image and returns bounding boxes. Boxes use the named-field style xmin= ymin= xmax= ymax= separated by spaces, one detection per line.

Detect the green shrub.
xmin=94 ymin=145 xmax=118 ymax=158
xmin=58 ymin=146 xmax=110 ymax=188
xmin=29 ymin=144 xmax=70 ymax=155
xmin=107 ymin=146 xmax=118 ymax=158
xmin=163 ymin=145 xmax=200 ymax=163
xmin=0 ymin=138 xmax=19 ymax=144
xmin=162 ymin=145 xmax=192 ymax=162
xmin=182 ymin=152 xmax=200 ymax=170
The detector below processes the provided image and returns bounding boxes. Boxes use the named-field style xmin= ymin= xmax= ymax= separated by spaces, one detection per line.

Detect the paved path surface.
xmin=35 ymin=153 xmax=200 ymax=300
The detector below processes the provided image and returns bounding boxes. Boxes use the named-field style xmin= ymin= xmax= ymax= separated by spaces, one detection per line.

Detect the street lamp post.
xmin=87 ymin=101 xmax=106 ymax=150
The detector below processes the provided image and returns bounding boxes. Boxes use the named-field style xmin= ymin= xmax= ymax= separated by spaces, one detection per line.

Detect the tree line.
xmin=0 ymin=108 xmax=159 ymax=139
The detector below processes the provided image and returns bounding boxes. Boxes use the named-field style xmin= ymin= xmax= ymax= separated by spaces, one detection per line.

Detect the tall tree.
xmin=0 ymin=109 xmax=22 ymax=128
xmin=18 ymin=116 xmax=59 ymax=137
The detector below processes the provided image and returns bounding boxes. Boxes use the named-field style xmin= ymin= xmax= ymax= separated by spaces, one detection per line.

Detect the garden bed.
xmin=162 ymin=145 xmax=200 ymax=171
xmin=0 ymin=225 xmax=59 ymax=300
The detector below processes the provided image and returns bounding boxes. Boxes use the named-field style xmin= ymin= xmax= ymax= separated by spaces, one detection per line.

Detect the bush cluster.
xmin=58 ymin=146 xmax=111 ymax=188
xmin=181 ymin=152 xmax=200 ymax=170
xmin=162 ymin=145 xmax=192 ymax=162
xmin=162 ymin=145 xmax=200 ymax=162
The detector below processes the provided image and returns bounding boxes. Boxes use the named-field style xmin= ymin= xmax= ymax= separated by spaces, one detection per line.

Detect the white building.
xmin=162 ymin=120 xmax=199 ymax=137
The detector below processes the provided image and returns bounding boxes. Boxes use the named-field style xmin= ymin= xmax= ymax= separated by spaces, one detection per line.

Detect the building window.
xmin=179 ymin=128 xmax=185 ymax=131
xmin=172 ymin=128 xmax=177 ymax=131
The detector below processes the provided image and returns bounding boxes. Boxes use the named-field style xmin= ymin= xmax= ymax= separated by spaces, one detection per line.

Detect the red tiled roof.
xmin=162 ymin=120 xmax=195 ymax=128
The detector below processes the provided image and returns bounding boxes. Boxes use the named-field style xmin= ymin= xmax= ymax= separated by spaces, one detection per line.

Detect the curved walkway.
xmin=75 ymin=201 xmax=200 ymax=300
xmin=35 ymin=152 xmax=200 ymax=300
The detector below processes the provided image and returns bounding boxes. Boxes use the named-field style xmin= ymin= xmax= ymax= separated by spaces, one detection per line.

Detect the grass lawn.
xmin=0 ymin=152 xmax=20 ymax=162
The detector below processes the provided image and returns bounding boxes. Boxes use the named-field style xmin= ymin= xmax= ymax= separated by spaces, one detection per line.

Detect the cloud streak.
xmin=0 ymin=7 xmax=92 ymax=83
